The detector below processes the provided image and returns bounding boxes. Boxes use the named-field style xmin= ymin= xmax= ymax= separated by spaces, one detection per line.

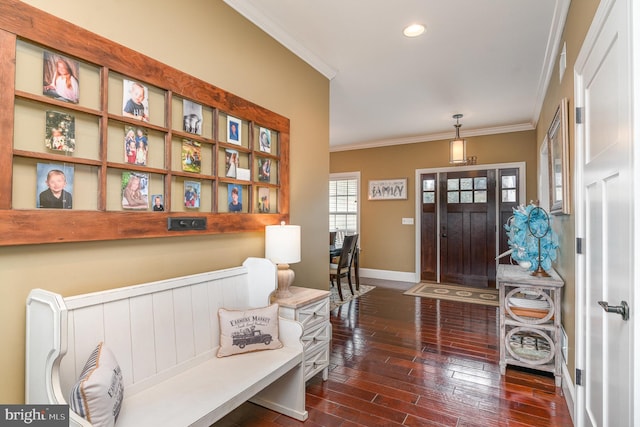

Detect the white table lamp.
xmin=265 ymin=222 xmax=301 ymax=298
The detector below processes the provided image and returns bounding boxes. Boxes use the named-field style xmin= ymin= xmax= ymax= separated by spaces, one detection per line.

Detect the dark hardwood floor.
xmin=214 ymin=281 xmax=573 ymax=426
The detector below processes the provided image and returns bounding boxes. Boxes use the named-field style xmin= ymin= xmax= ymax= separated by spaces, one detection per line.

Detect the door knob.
xmin=597 ymin=300 xmax=630 ymax=321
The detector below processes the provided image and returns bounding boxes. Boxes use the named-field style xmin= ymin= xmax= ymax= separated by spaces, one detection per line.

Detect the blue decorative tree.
xmin=504 ymin=203 xmax=559 ymax=274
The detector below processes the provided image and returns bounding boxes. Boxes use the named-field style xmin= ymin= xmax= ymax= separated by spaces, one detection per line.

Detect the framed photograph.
xmin=184 ymin=181 xmax=201 ymax=208
xmin=183 ymin=100 xmax=202 ymax=135
xmin=45 ymin=110 xmax=75 ymax=153
xmin=122 ymin=79 xmax=149 ymax=122
xmin=259 ymin=127 xmax=271 ymax=153
xmin=43 ymin=51 xmax=79 ymax=103
xmin=368 ymin=178 xmax=408 ymax=200
xmin=228 ymin=184 xmax=243 ymax=212
xmin=225 ymin=149 xmax=238 ymax=178
xmin=547 ymin=98 xmax=570 ymax=214
xmin=36 ymin=162 xmax=74 ymax=209
xmin=121 ymin=172 xmax=148 ymax=210
xmin=258 ymin=158 xmax=271 ymax=182
xmin=258 ymin=187 xmax=270 ymax=213
xmin=227 ymin=116 xmax=241 ymax=145
xmin=181 ymin=140 xmax=201 ymax=173
xmin=124 ymin=126 xmax=148 ymax=166
xmin=151 ymin=194 xmax=164 ymax=211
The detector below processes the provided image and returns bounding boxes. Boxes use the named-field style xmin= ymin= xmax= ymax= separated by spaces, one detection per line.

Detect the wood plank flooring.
xmin=213 ymin=281 xmax=573 ymax=426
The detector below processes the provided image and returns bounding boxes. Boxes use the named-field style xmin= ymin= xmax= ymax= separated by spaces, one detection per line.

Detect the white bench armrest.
xmin=277 ymin=316 xmax=304 ymax=349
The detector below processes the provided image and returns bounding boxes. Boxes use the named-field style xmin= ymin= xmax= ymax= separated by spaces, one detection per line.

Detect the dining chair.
xmin=330 ymin=233 xmax=358 ymax=301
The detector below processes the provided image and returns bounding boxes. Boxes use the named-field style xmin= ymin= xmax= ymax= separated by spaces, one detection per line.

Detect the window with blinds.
xmin=329 ymin=177 xmax=358 ymax=237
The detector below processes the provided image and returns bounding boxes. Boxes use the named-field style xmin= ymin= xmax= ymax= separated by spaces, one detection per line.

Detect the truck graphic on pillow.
xmin=232 ymin=326 xmax=273 ymax=349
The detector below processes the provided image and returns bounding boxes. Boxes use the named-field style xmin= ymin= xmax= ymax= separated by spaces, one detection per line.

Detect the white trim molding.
xmin=359 ymin=268 xmax=418 ymax=284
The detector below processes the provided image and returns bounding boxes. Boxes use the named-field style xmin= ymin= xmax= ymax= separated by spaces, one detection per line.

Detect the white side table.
xmin=497 ymin=264 xmax=564 ymax=386
xmin=274 ymin=286 xmax=331 ymax=381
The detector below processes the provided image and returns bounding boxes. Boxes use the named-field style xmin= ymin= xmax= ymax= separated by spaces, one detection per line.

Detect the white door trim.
xmin=633 ymin=0 xmax=640 ymax=422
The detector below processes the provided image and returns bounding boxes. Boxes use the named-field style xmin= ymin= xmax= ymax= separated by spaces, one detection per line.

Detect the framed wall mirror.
xmin=547 ymin=98 xmax=570 ymax=214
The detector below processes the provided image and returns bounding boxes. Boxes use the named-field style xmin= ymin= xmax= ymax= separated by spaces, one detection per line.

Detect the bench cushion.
xmin=115 ymin=345 xmax=302 ymax=427
xmin=217 ymin=304 xmax=282 ymax=357
xmin=69 ymin=342 xmax=124 ymax=427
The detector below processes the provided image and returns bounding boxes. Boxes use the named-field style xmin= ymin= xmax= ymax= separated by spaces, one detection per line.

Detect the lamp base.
xmin=275 ymin=263 xmax=295 ymax=299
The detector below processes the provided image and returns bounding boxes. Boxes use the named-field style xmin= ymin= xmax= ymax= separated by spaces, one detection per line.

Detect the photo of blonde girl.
xmin=43 ymin=52 xmax=79 ymax=103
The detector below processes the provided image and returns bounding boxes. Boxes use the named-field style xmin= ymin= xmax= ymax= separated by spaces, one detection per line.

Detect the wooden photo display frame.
xmin=0 ymin=0 xmax=289 ymax=246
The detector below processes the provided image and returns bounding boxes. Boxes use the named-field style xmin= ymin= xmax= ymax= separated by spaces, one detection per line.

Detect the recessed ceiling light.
xmin=403 ymin=23 xmax=425 ymax=38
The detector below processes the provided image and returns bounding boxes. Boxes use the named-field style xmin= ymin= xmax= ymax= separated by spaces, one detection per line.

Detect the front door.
xmin=575 ymin=0 xmax=634 ymax=424
xmin=439 ymin=170 xmax=496 ymax=288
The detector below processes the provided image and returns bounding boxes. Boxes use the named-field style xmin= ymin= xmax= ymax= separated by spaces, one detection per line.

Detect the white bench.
xmin=25 ymin=257 xmax=308 ymax=426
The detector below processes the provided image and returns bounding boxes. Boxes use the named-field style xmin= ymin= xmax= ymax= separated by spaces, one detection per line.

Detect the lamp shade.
xmin=449 ymin=138 xmax=466 ymax=164
xmin=449 ymin=113 xmax=467 ymax=164
xmin=265 ymin=223 xmax=301 ymax=264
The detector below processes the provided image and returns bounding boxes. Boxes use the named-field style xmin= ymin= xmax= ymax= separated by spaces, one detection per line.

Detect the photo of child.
xmin=152 ymin=194 xmax=164 ymax=211
xmin=134 ymin=128 xmax=148 ymax=166
xmin=183 ymin=100 xmax=203 ymax=135
xmin=259 ymin=127 xmax=271 ymax=153
xmin=228 ymin=185 xmax=242 ymax=213
xmin=258 ymin=158 xmax=271 ymax=182
xmin=184 ymin=181 xmax=201 ymax=208
xmin=45 ymin=111 xmax=75 ymax=153
xmin=182 ymin=140 xmax=201 ymax=173
xmin=124 ymin=126 xmax=148 ymax=165
xmin=124 ymin=128 xmax=137 ymax=164
xmin=258 ymin=187 xmax=270 ymax=213
xmin=122 ymin=79 xmax=149 ymax=122
xmin=36 ymin=163 xmax=74 ymax=209
xmin=227 ymin=116 xmax=241 ymax=145
xmin=225 ymin=149 xmax=238 ymax=178
xmin=43 ymin=52 xmax=79 ymax=103
xmin=121 ymin=172 xmax=149 ymax=210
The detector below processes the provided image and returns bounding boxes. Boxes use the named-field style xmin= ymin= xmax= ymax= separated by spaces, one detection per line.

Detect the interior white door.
xmin=574 ymin=0 xmax=634 ymax=425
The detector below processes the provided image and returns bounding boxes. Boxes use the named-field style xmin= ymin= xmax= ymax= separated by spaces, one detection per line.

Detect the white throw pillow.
xmin=69 ymin=342 xmax=124 ymax=427
xmin=217 ymin=304 xmax=283 ymax=357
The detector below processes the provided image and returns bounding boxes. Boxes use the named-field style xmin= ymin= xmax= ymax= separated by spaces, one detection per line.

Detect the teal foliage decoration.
xmin=504 ymin=204 xmax=559 ymax=271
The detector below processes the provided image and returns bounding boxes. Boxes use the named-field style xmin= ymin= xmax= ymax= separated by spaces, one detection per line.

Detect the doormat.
xmin=404 ymin=282 xmax=499 ymax=306
xmin=330 ymin=284 xmax=375 ymax=311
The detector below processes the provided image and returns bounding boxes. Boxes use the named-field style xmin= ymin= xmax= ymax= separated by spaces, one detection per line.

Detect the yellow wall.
xmin=330 ymin=131 xmax=538 ymax=272
xmin=0 ymin=0 xmax=329 ymax=403
xmin=534 ymin=0 xmax=600 ymax=382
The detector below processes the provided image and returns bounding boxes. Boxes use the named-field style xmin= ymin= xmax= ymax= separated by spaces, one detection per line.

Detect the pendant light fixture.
xmin=449 ymin=113 xmax=467 ymax=164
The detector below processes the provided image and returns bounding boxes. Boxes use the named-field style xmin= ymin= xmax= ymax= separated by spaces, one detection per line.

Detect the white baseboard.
xmin=359 ymin=268 xmax=417 ymax=283
xmin=561 ymin=362 xmax=575 ymax=424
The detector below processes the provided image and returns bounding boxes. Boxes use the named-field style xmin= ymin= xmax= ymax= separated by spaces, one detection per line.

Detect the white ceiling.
xmin=224 ymin=0 xmax=570 ymax=151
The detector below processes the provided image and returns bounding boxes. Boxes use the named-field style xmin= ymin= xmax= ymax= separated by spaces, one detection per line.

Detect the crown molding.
xmin=329 ymin=123 xmax=535 ymax=152
xmin=530 ymin=0 xmax=572 ymax=128
xmin=223 ymin=0 xmax=338 ymax=79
